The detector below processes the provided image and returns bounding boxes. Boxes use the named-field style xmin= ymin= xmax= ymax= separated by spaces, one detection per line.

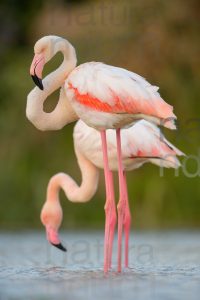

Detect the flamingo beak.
xmin=30 ymin=54 xmax=45 ymax=90
xmin=51 ymin=242 xmax=67 ymax=252
xmin=46 ymin=226 xmax=67 ymax=252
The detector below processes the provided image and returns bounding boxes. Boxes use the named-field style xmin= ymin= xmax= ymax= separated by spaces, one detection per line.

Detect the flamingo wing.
xmin=67 ymin=62 xmax=176 ymax=128
xmin=74 ymin=120 xmax=184 ymax=170
xmin=121 ymin=120 xmax=184 ymax=168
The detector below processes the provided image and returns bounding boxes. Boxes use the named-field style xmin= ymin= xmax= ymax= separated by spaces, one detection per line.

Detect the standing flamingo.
xmin=41 ymin=119 xmax=183 ymax=270
xmin=28 ymin=35 xmax=177 ymax=272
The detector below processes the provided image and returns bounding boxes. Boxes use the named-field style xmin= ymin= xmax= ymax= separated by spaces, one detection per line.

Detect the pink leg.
xmin=107 ymin=170 xmax=116 ymax=269
xmin=116 ymin=128 xmax=127 ymax=273
xmin=123 ymin=172 xmax=131 ymax=268
xmin=100 ymin=131 xmax=116 ymax=273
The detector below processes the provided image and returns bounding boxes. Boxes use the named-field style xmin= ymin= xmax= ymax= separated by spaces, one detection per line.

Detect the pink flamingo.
xmin=28 ymin=36 xmax=178 ymax=273
xmin=41 ymin=119 xmax=183 ymax=270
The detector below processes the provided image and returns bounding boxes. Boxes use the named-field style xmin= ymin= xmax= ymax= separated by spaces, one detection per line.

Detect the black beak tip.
xmin=51 ymin=242 xmax=67 ymax=252
xmin=31 ymin=75 xmax=44 ymax=90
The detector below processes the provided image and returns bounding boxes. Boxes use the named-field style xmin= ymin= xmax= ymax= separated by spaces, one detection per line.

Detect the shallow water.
xmin=0 ymin=231 xmax=200 ymax=300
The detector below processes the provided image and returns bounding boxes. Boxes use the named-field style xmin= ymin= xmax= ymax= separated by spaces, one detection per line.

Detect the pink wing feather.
xmin=120 ymin=120 xmax=184 ymax=168
xmin=74 ymin=120 xmax=184 ymax=170
xmin=67 ymin=62 xmax=176 ymax=127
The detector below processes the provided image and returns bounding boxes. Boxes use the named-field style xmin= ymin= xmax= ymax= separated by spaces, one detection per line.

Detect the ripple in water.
xmin=0 ymin=230 xmax=200 ymax=300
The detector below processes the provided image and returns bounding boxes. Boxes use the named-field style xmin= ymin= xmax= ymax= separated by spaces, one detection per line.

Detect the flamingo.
xmin=41 ymin=119 xmax=183 ymax=271
xmin=27 ymin=35 xmax=178 ymax=272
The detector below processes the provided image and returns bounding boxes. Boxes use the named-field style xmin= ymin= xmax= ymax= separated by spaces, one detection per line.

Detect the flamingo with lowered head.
xmin=27 ymin=35 xmax=178 ymax=272
xmin=41 ymin=119 xmax=183 ymax=271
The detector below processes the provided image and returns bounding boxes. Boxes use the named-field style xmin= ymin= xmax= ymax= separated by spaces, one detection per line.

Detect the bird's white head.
xmin=30 ymin=35 xmax=77 ymax=90
xmin=40 ymin=197 xmax=67 ymax=252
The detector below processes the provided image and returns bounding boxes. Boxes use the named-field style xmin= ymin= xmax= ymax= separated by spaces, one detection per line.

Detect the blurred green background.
xmin=0 ymin=0 xmax=200 ymax=230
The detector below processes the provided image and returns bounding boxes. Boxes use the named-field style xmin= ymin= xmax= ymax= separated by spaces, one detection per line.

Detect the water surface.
xmin=0 ymin=231 xmax=200 ymax=300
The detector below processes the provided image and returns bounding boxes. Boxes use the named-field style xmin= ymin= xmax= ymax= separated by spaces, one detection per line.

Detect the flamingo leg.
xmin=100 ymin=131 xmax=116 ymax=273
xmin=116 ymin=128 xmax=128 ymax=273
xmin=123 ymin=172 xmax=131 ymax=268
xmin=107 ymin=170 xmax=116 ymax=269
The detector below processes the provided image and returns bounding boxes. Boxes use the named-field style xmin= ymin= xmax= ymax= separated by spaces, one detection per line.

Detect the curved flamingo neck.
xmin=43 ymin=40 xmax=77 ymax=94
xmin=46 ymin=150 xmax=99 ymax=204
xmin=26 ymin=39 xmax=78 ymax=131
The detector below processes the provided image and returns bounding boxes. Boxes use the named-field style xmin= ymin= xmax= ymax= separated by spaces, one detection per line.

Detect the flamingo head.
xmin=30 ymin=35 xmax=69 ymax=91
xmin=40 ymin=199 xmax=67 ymax=252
